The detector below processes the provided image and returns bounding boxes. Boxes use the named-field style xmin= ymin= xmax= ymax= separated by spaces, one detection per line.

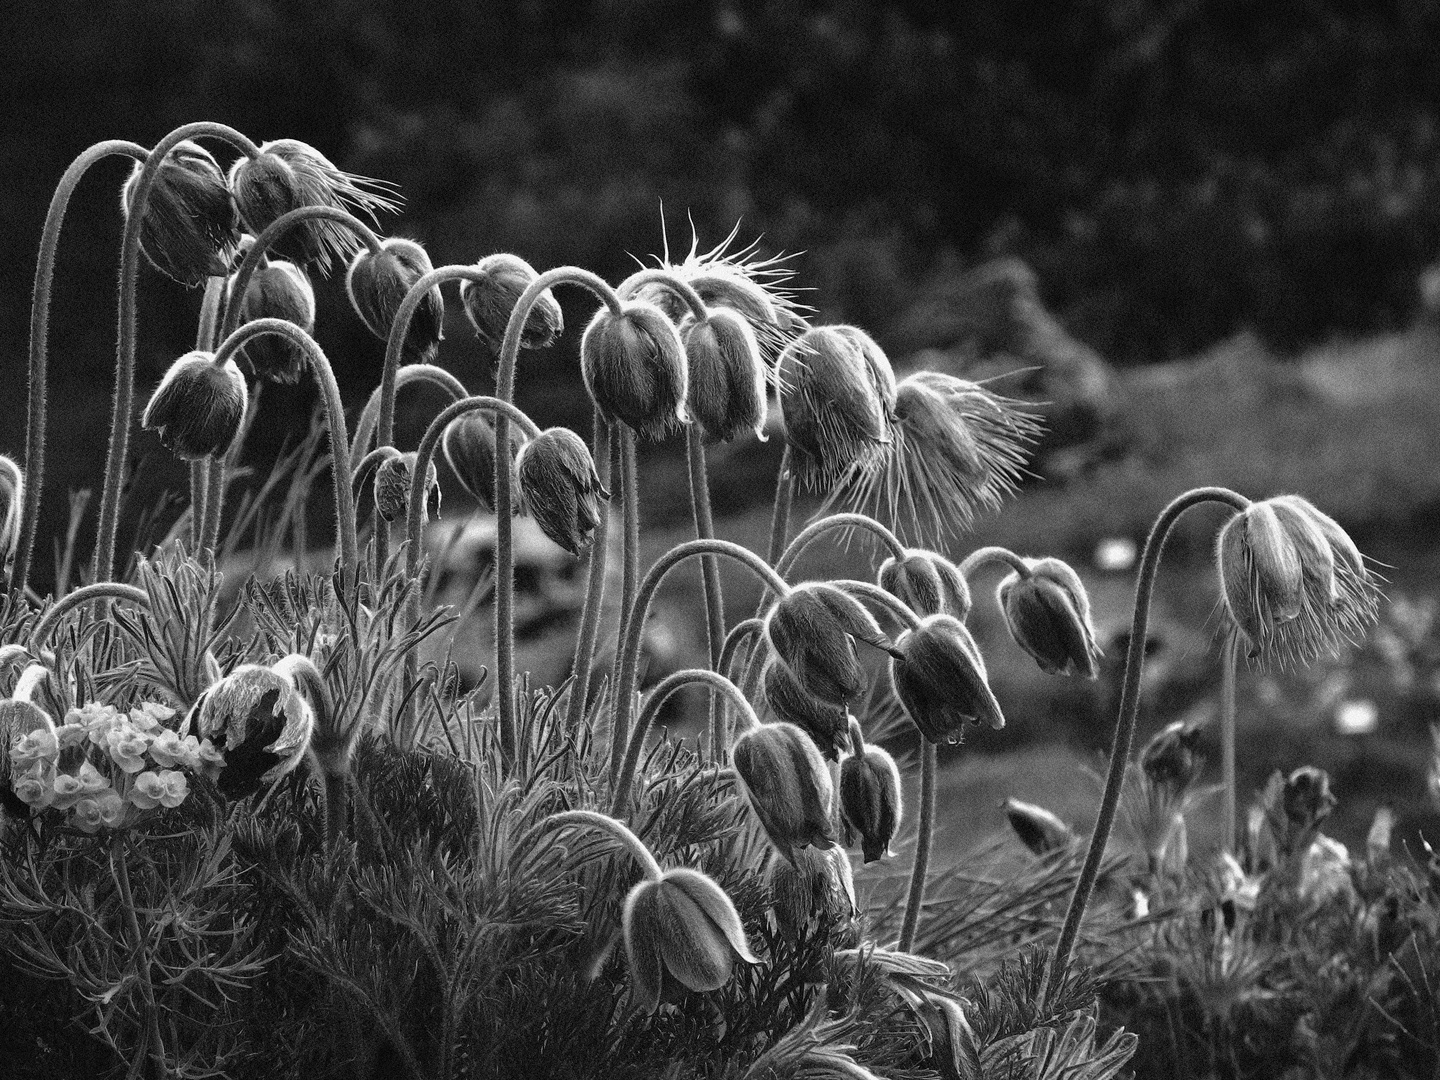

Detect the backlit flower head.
xmin=997 ymin=557 xmax=1101 ymax=678
xmin=891 ymin=614 xmax=1004 ymax=742
xmin=459 ymin=253 xmax=563 ymax=353
xmin=373 ymin=450 xmax=441 ymax=525
xmin=762 ymin=659 xmax=850 ymax=760
xmin=732 ymin=720 xmax=837 ymax=865
xmin=877 ymin=548 xmax=971 ymax=620
xmin=581 ymin=301 xmax=689 ymax=441
xmin=188 ymin=662 xmax=314 ymax=800
xmin=346 ymin=237 xmax=443 ymax=362
xmin=229 ymin=241 xmax=316 ymax=383
xmin=683 ymin=308 xmax=767 ymax=442
xmin=516 ymin=427 xmax=609 ymax=555
xmin=777 ymin=326 xmax=892 ymax=490
xmin=123 ymin=140 xmax=239 ymax=285
xmin=141 ymin=351 xmax=248 ymax=461
xmin=838 ymin=720 xmax=902 ymax=863
xmin=764 ymin=582 xmax=886 ymax=707
xmin=442 ymin=412 xmax=517 ymax=513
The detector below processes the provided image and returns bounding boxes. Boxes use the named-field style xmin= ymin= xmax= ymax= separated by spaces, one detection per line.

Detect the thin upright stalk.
xmin=1046 ymin=486 xmax=1249 ymax=998
xmin=898 ymin=741 xmax=936 ymax=952
xmin=766 ymin=445 xmax=795 ymax=567
xmin=112 ymin=835 xmax=166 ymax=1078
xmin=1220 ymin=633 xmax=1239 ymax=854
xmin=686 ymin=426 xmax=726 ymax=672
xmin=618 ymin=427 xmax=641 ymax=663
xmin=191 ymin=275 xmax=225 ymax=554
xmin=188 ymin=462 xmax=209 ymax=551
xmin=31 ymin=582 xmax=149 ymax=647
xmin=565 ymin=411 xmax=612 ymax=733
xmin=716 ymin=617 xmax=763 ymax=756
xmin=15 ymin=139 xmax=147 ymax=597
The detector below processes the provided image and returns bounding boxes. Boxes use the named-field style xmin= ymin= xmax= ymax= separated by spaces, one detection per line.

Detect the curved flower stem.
xmin=609 ymin=539 xmax=790 ymax=785
xmin=527 ymin=809 xmax=663 ymax=881
xmin=351 ymin=446 xmax=402 ymax=501
xmin=1220 ymin=632 xmax=1239 ymax=854
xmin=31 ymin=582 xmax=149 ymax=647
xmin=898 ymin=740 xmax=936 ymax=952
xmin=615 ymin=268 xmax=710 ymax=318
xmin=351 ymin=363 xmax=467 ymax=459
xmin=765 ymin=445 xmax=795 ymax=568
xmin=686 ymin=426 xmax=726 ymax=746
xmin=958 ymin=545 xmax=1033 ymax=581
xmin=213 ymin=320 xmax=359 ymax=577
xmin=716 ymin=617 xmax=764 ymax=755
xmin=95 ymin=121 xmax=260 ymax=584
xmin=776 ymin=513 xmax=907 ymax=581
xmin=565 ymin=411 xmax=612 ymax=734
xmin=612 ymin=668 xmax=760 ymax=813
xmin=1046 ymin=486 xmax=1250 ymax=999
xmin=15 ymin=139 xmax=147 ymax=598
xmin=831 ymin=579 xmax=922 ymax=631
xmin=112 ymin=835 xmax=166 ymax=1079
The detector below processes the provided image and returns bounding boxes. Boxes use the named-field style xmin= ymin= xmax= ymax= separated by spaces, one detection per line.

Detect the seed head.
xmin=732 ymin=720 xmax=837 ymax=865
xmin=459 ymin=253 xmax=563 ymax=353
xmin=1140 ymin=718 xmax=1206 ymax=798
xmin=0 ymin=456 xmax=22 ymax=574
xmin=346 ymin=238 xmax=443 ymax=362
xmin=762 ymin=660 xmax=850 ymax=760
xmin=891 ymin=614 xmax=1005 ymax=742
xmin=997 ymin=557 xmax=1101 ymax=678
xmin=187 ymin=663 xmax=314 ymax=800
xmin=764 ymin=582 xmax=885 ymax=707
xmin=683 ymin=308 xmax=767 ymax=442
xmin=777 ymin=326 xmax=892 ymax=489
xmin=229 ymin=246 xmax=315 ymax=383
xmin=1003 ymin=797 xmax=1076 ymax=856
xmin=877 ymin=548 xmax=971 ymax=620
xmin=581 ymin=301 xmax=689 ymax=440
xmin=516 ymin=427 xmax=609 ymax=555
xmin=765 ymin=845 xmax=856 ymax=939
xmin=442 ymin=413 xmax=518 ymax=512
xmin=373 ymin=451 xmax=440 ymax=525
xmin=838 ymin=721 xmax=902 ymax=863
xmin=622 ymin=867 xmax=758 ymax=1013
xmin=142 ymin=351 xmax=248 ymax=461
xmin=123 ymin=140 xmax=239 ymax=286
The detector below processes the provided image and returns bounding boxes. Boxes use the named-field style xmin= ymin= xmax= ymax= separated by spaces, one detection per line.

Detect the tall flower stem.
xmin=1046 ymin=486 xmax=1249 ymax=998
xmin=612 ymin=668 xmax=760 ymax=813
xmin=716 ymin=617 xmax=763 ymax=756
xmin=615 ymin=427 xmax=641 ymax=680
xmin=190 ymin=275 xmax=225 ymax=552
xmin=526 ymin=810 xmax=663 ymax=881
xmin=565 ymin=410 xmax=612 ymax=734
xmin=766 ymin=445 xmax=795 ymax=567
xmin=899 ymin=741 xmax=936 ymax=953
xmin=112 ymin=834 xmax=166 ymax=1078
xmin=95 ymin=122 xmax=261 ymax=584
xmin=31 ymin=582 xmax=149 ymax=647
xmin=685 ymin=427 xmax=726 ymax=673
xmin=1220 ymin=632 xmax=1239 ymax=854
xmin=15 ymin=138 xmax=147 ymax=597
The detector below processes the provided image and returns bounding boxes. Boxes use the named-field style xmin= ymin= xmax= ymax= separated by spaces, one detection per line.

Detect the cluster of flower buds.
xmin=186 ymin=659 xmax=317 ymax=800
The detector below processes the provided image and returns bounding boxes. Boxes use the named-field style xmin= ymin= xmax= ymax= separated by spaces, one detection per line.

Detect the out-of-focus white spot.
xmin=1334 ymin=698 xmax=1379 ymax=736
xmin=1095 ymin=537 xmax=1137 ymax=572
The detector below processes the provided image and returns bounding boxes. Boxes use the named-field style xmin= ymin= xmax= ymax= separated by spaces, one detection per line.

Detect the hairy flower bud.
xmin=459 ymin=253 xmax=563 ymax=353
xmin=123 ymin=140 xmax=239 ymax=285
xmin=762 ymin=660 xmax=850 ymax=760
xmin=0 ymin=456 xmax=22 ymax=574
xmin=516 ymin=427 xmax=609 ymax=555
xmin=683 ymin=308 xmax=766 ymax=442
xmin=878 ymin=549 xmax=971 ymax=620
xmin=141 ymin=351 xmax=248 ymax=461
xmin=581 ymin=301 xmax=689 ymax=440
xmin=997 ymin=557 xmax=1101 ymax=678
xmin=777 ymin=326 xmax=892 ymax=489
xmin=733 ymin=721 xmax=837 ymax=864
xmin=839 ymin=722 xmax=902 ymax=863
xmin=442 ymin=413 xmax=517 ymax=512
xmin=373 ymin=451 xmax=440 ymax=525
xmin=188 ymin=664 xmax=314 ymax=800
xmin=229 ymin=247 xmax=316 ymax=383
xmin=1140 ymin=718 xmax=1206 ymax=797
xmin=891 ymin=614 xmax=1005 ymax=742
xmin=765 ymin=846 xmax=856 ymax=940
xmin=764 ymin=582 xmax=886 ymax=707
xmin=1004 ymin=797 xmax=1076 ymax=856
xmin=622 ymin=867 xmax=758 ymax=1013
xmin=346 ymin=238 xmax=443 ymax=362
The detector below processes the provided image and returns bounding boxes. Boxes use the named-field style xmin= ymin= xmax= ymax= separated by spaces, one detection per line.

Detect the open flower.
xmin=891 ymin=615 xmax=1004 ymax=742
xmin=71 ymin=790 xmax=127 ymax=834
xmin=123 ymin=140 xmax=239 ymax=285
xmin=104 ymin=725 xmax=152 ymax=773
xmin=683 ymin=308 xmax=767 ymax=442
xmin=229 ymin=246 xmax=316 ymax=383
xmin=516 ymin=428 xmax=609 ymax=555
xmin=12 ymin=759 xmax=56 ymax=809
xmin=189 ymin=664 xmax=315 ymax=800
xmin=346 ymin=237 xmax=444 ymax=362
xmin=764 ymin=582 xmax=886 ymax=707
xmin=777 ymin=326 xmax=892 ymax=489
xmin=581 ymin=301 xmax=689 ymax=441
xmin=129 ymin=769 xmax=189 ymax=810
xmin=459 ymin=253 xmax=563 ymax=353
xmin=141 ymin=351 xmax=248 ymax=461
xmin=732 ymin=721 xmax=837 ymax=865
xmin=878 ymin=549 xmax=971 ymax=620
xmin=997 ymin=557 xmax=1101 ymax=678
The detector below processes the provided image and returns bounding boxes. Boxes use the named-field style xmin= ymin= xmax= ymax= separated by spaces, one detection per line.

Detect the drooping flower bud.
xmin=683 ymin=308 xmax=766 ymax=442
xmin=228 ymin=139 xmax=400 ymax=272
xmin=515 ymin=427 xmax=609 ymax=555
xmin=458 ymin=253 xmax=563 ymax=353
xmin=442 ymin=413 xmax=517 ymax=512
xmin=141 ymin=351 xmax=248 ymax=461
xmin=622 ymin=867 xmax=758 ymax=1013
xmin=765 ymin=845 xmax=856 ymax=939
xmin=1003 ymin=797 xmax=1076 ymax=856
xmin=838 ymin=720 xmax=902 ymax=863
xmin=0 ymin=456 xmax=22 ymax=574
xmin=187 ymin=663 xmax=314 ymax=800
xmin=777 ymin=326 xmax=892 ymax=489
xmin=580 ymin=301 xmax=689 ymax=441
xmin=1282 ymin=765 xmax=1336 ymax=834
xmin=1140 ymin=718 xmax=1206 ymax=798
xmin=346 ymin=238 xmax=443 ymax=362
xmin=732 ymin=721 xmax=837 ymax=865
xmin=891 ymin=614 xmax=1005 ymax=742
xmin=878 ymin=549 xmax=971 ymax=620
xmin=762 ymin=660 xmax=849 ymax=760
xmin=122 ymin=140 xmax=239 ymax=286
xmin=996 ymin=557 xmax=1101 ymax=678
xmin=373 ymin=451 xmax=441 ymax=525
xmin=229 ymin=244 xmax=316 ymax=383
xmin=763 ymin=582 xmax=886 ymax=707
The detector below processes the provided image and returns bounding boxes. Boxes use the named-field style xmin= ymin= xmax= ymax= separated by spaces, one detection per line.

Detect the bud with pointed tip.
xmin=346 ymin=238 xmax=443 ymax=362
xmin=765 ymin=846 xmax=856 ymax=939
xmin=123 ymin=140 xmax=239 ymax=286
xmin=187 ymin=663 xmax=314 ymax=800
xmin=229 ymin=247 xmax=316 ymax=383
xmin=1140 ymin=718 xmax=1206 ymax=797
xmin=0 ymin=456 xmax=22 ymax=573
xmin=580 ymin=301 xmax=689 ymax=440
xmin=764 ymin=582 xmax=886 ymax=707
xmin=373 ymin=451 xmax=440 ymax=525
xmin=891 ymin=614 xmax=1005 ymax=742
xmin=1004 ymin=797 xmax=1076 ymax=856
xmin=762 ymin=660 xmax=849 ymax=760
xmin=442 ymin=413 xmax=517 ymax=512
xmin=732 ymin=721 xmax=837 ymax=864
xmin=141 ymin=351 xmax=248 ymax=461
xmin=622 ymin=867 xmax=758 ymax=1013
xmin=516 ymin=427 xmax=609 ymax=555
xmin=878 ymin=549 xmax=971 ymax=620
xmin=997 ymin=557 xmax=1101 ymax=678
xmin=459 ymin=253 xmax=563 ymax=353
xmin=683 ymin=308 xmax=766 ymax=442
xmin=839 ymin=721 xmax=902 ymax=863
xmin=777 ymin=326 xmax=891 ymax=489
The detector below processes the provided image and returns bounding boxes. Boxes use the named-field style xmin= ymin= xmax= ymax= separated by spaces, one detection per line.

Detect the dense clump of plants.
xmin=0 ymin=122 xmax=1429 ymax=1079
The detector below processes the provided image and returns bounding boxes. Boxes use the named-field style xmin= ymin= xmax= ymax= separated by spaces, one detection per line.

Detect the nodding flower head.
xmin=346 ymin=238 xmax=443 ymax=362
xmin=891 ymin=614 xmax=1004 ymax=742
xmin=622 ymin=867 xmax=758 ymax=1013
xmin=459 ymin=253 xmax=563 ymax=353
xmin=777 ymin=326 xmax=893 ymax=490
xmin=1004 ymin=797 xmax=1076 ymax=857
xmin=442 ymin=413 xmax=517 ymax=513
xmin=516 ymin=427 xmax=609 ymax=555
xmin=683 ymin=308 xmax=767 ymax=442
xmin=141 ymin=351 xmax=248 ymax=461
xmin=373 ymin=451 xmax=440 ymax=525
xmin=997 ymin=557 xmax=1101 ymax=678
xmin=762 ymin=660 xmax=850 ymax=760
xmin=580 ymin=301 xmax=689 ymax=441
xmin=227 ymin=139 xmax=400 ymax=272
xmin=0 ymin=456 xmax=23 ymax=573
xmin=827 ymin=371 xmax=1040 ymax=547
xmin=732 ymin=720 xmax=838 ymax=865
xmin=123 ymin=140 xmax=239 ymax=286
xmin=1217 ymin=496 xmax=1380 ymax=667
xmin=838 ymin=720 xmax=902 ymax=863
xmin=1140 ymin=718 xmax=1207 ymax=798
xmin=765 ymin=845 xmax=856 ymax=939
xmin=764 ymin=582 xmax=886 ymax=708
xmin=229 ymin=245 xmax=315 ymax=383
xmin=878 ymin=548 xmax=971 ymax=620
xmin=187 ymin=662 xmax=315 ymax=800
xmin=1282 ymin=765 xmax=1337 ymax=834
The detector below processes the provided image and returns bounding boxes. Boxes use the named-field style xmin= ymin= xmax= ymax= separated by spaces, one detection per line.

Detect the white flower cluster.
xmin=9 ymin=701 xmax=225 ymax=833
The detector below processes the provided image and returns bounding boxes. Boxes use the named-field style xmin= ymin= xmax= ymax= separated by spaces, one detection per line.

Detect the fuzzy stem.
xmin=565 ymin=411 xmax=613 ymax=734
xmin=31 ymin=582 xmax=148 ymax=647
xmin=188 ymin=461 xmax=208 ymax=551
xmin=765 ymin=445 xmax=795 ymax=568
xmin=612 ymin=668 xmax=760 ymax=813
xmin=776 ymin=512 xmax=908 ymax=581
xmin=958 ymin=545 xmax=1033 ymax=581
xmin=618 ymin=427 xmax=641 ymax=665
xmin=898 ymin=740 xmax=936 ymax=952
xmin=686 ymin=425 xmax=726 ymax=757
xmin=530 ymin=810 xmax=663 ymax=881
xmin=94 ymin=122 xmax=260 ymax=584
xmin=1221 ymin=632 xmax=1239 ymax=855
xmin=1047 ymin=486 xmax=1250 ymax=995
xmin=831 ymin=579 xmax=923 ymax=630
xmin=351 ymin=363 xmax=468 ymax=459
xmin=323 ymin=771 xmax=348 ymax=852
xmin=112 ymin=834 xmax=166 ymax=1078
xmin=716 ymin=617 xmax=764 ymax=754
xmin=15 ymin=139 xmax=147 ymax=598
xmin=192 ymin=275 xmax=228 ymax=557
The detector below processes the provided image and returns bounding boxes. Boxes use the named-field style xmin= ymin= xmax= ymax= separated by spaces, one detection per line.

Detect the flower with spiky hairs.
xmin=459 ymin=253 xmax=563 ymax=353
xmin=373 ymin=451 xmax=440 ymax=525
xmin=762 ymin=660 xmax=850 ymax=760
xmin=581 ymin=301 xmax=689 ymax=440
xmin=997 ymin=557 xmax=1101 ymax=678
xmin=764 ymin=582 xmax=887 ymax=707
xmin=1217 ymin=495 xmax=1380 ymax=666
xmin=123 ymin=140 xmax=240 ymax=286
xmin=442 ymin=413 xmax=517 ymax=512
xmin=733 ymin=720 xmax=837 ymax=864
xmin=141 ymin=351 xmax=248 ymax=461
xmin=683 ymin=308 xmax=767 ymax=442
xmin=891 ymin=614 xmax=1005 ymax=741
xmin=187 ymin=662 xmax=314 ymax=800
xmin=228 ymin=240 xmax=315 ymax=383
xmin=1004 ymin=797 xmax=1076 ymax=856
xmin=765 ymin=845 xmax=856 ymax=940
xmin=878 ymin=549 xmax=971 ymax=620
xmin=346 ymin=237 xmax=443 ymax=362
xmin=516 ymin=427 xmax=609 ymax=555
xmin=778 ymin=326 xmax=893 ymax=490
xmin=826 ymin=371 xmax=1041 ymax=547
xmin=0 ymin=456 xmax=22 ymax=574
xmin=839 ymin=720 xmax=902 ymax=863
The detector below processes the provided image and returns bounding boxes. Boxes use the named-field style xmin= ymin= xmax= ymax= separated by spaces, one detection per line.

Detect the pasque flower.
xmin=141 ymin=351 xmax=248 ymax=460
xmin=764 ymin=582 xmax=886 ymax=707
xmin=732 ymin=720 xmax=838 ymax=865
xmin=229 ymin=245 xmax=316 ymax=383
xmin=683 ymin=307 xmax=767 ymax=442
xmin=878 ymin=548 xmax=971 ymax=620
xmin=188 ymin=663 xmax=314 ymax=800
xmin=762 ymin=660 xmax=850 ymax=760
xmin=891 ymin=614 xmax=1005 ymax=742
xmin=1004 ymin=797 xmax=1076 ymax=856
xmin=516 ymin=427 xmax=609 ymax=555
xmin=442 ymin=412 xmax=517 ymax=512
xmin=0 ymin=455 xmax=22 ymax=574
xmin=838 ymin=720 xmax=902 ymax=863
xmin=347 ymin=237 xmax=444 ymax=362
xmin=581 ymin=301 xmax=689 ymax=440
xmin=997 ymin=557 xmax=1101 ymax=678
xmin=123 ymin=139 xmax=239 ymax=285
xmin=459 ymin=253 xmax=563 ymax=353
xmin=766 ymin=845 xmax=856 ymax=939
xmin=777 ymin=326 xmax=892 ymax=489
xmin=373 ymin=450 xmax=440 ymax=525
